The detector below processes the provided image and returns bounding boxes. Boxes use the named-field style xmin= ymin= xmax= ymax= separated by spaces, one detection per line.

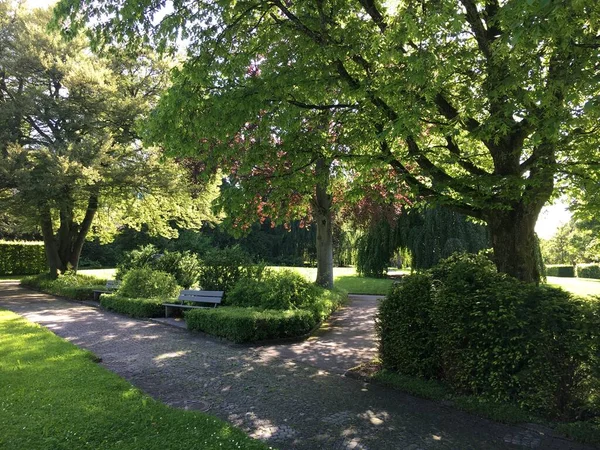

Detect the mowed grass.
xmin=0 ymin=310 xmax=268 ymax=450
xmin=270 ymin=266 xmax=397 ymax=295
xmin=547 ymin=276 xmax=600 ymax=298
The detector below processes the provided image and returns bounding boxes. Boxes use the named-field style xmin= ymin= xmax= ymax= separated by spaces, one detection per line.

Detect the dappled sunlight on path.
xmin=0 ymin=281 xmax=594 ymax=450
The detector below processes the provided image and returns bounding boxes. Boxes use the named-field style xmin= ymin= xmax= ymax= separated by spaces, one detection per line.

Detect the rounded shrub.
xmin=197 ymin=246 xmax=265 ymax=293
xmin=117 ymin=267 xmax=180 ymax=299
xmin=377 ymin=252 xmax=600 ymax=419
xmin=376 ymin=273 xmax=438 ymax=378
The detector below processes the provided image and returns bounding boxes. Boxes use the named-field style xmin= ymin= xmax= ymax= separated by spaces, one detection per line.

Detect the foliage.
xmin=227 ymin=270 xmax=347 ymax=321
xmin=0 ymin=5 xmax=216 ymax=276
xmin=197 ymin=246 xmax=265 ymax=294
xmin=100 ymin=294 xmax=164 ymax=318
xmin=117 ymin=244 xmax=201 ymax=288
xmin=21 ymin=272 xmax=105 ymax=301
xmin=396 ymin=207 xmax=490 ymax=270
xmin=55 ymin=0 xmax=600 ymax=283
xmin=117 ymin=267 xmax=180 ymax=299
xmin=578 ymin=265 xmax=600 ymax=280
xmin=356 ymin=221 xmax=394 ymax=278
xmin=0 ymin=241 xmax=46 ymax=275
xmin=0 ymin=310 xmax=268 ymax=450
xmin=377 ymin=253 xmax=600 ymax=420
xmin=546 ymin=265 xmax=576 ymax=278
xmin=185 ymin=307 xmax=316 ymax=343
xmin=541 ymin=218 xmax=600 ymax=265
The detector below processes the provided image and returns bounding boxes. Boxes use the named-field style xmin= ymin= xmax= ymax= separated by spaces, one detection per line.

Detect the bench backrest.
xmin=106 ymin=280 xmax=120 ymax=290
xmin=178 ymin=290 xmax=223 ymax=305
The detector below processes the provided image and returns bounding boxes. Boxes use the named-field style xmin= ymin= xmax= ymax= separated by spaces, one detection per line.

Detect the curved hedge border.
xmin=185 ymin=307 xmax=317 ymax=343
xmin=0 ymin=241 xmax=47 ymax=275
xmin=100 ymin=294 xmax=167 ymax=318
xmin=21 ymin=273 xmax=105 ymax=301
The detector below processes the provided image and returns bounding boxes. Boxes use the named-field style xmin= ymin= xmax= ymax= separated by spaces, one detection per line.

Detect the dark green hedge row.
xmin=546 ymin=265 xmax=576 ymax=277
xmin=0 ymin=241 xmax=47 ymax=275
xmin=545 ymin=264 xmax=600 ymax=279
xmin=185 ymin=307 xmax=317 ymax=343
xmin=378 ymin=253 xmax=600 ymax=420
xmin=577 ymin=265 xmax=600 ymax=279
xmin=21 ymin=273 xmax=106 ymax=301
xmin=100 ymin=294 xmax=166 ymax=318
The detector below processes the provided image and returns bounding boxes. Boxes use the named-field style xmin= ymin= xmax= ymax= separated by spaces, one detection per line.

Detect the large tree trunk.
xmin=486 ymin=203 xmax=543 ymax=284
xmin=38 ymin=194 xmax=98 ymax=277
xmin=40 ymin=207 xmax=66 ymax=278
xmin=313 ymin=158 xmax=334 ymax=289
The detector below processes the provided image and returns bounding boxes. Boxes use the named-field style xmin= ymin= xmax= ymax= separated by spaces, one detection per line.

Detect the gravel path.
xmin=0 ymin=281 xmax=595 ymax=450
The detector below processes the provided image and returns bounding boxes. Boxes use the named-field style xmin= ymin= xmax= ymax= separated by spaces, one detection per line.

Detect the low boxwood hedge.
xmin=185 ymin=307 xmax=317 ymax=343
xmin=100 ymin=294 xmax=166 ymax=318
xmin=21 ymin=273 xmax=106 ymax=301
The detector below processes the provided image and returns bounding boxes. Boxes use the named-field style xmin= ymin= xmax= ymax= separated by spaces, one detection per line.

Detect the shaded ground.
xmin=255 ymin=294 xmax=381 ymax=374
xmin=0 ymin=281 xmax=595 ymax=450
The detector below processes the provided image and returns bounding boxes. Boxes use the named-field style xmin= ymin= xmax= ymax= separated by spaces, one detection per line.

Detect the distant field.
xmin=547 ymin=276 xmax=600 ymax=298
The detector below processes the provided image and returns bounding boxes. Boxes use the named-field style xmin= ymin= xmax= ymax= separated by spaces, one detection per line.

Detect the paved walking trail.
xmin=0 ymin=281 xmax=595 ymax=450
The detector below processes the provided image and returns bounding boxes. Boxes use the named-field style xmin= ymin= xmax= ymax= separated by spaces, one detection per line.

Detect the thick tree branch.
xmin=460 ymin=0 xmax=491 ymax=58
xmin=445 ymin=136 xmax=489 ymax=176
xmin=357 ymin=0 xmax=387 ymax=33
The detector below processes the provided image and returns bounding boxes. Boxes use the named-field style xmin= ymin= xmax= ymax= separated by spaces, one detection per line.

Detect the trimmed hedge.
xmin=0 ymin=241 xmax=47 ymax=275
xmin=21 ymin=273 xmax=106 ymax=301
xmin=546 ymin=265 xmax=576 ymax=277
xmin=577 ymin=264 xmax=600 ymax=280
xmin=100 ymin=294 xmax=166 ymax=318
xmin=378 ymin=253 xmax=600 ymax=420
xmin=185 ymin=307 xmax=317 ymax=343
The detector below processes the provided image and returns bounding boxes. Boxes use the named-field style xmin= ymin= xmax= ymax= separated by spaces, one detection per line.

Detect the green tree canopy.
xmin=55 ymin=0 xmax=600 ymax=282
xmin=0 ymin=4 xmax=216 ymax=276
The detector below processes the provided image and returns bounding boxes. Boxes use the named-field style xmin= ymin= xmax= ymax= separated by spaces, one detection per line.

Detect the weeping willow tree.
xmin=356 ymin=206 xmax=490 ymax=277
xmin=397 ymin=207 xmax=490 ymax=270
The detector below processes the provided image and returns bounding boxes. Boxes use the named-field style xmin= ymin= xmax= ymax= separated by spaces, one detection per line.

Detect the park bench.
xmin=163 ymin=290 xmax=223 ymax=318
xmin=92 ymin=280 xmax=120 ymax=301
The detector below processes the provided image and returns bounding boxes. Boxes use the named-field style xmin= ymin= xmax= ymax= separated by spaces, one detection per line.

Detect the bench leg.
xmin=165 ymin=305 xmax=174 ymax=318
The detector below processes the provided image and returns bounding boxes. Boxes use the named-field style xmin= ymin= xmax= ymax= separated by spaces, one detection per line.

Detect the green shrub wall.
xmin=185 ymin=307 xmax=317 ymax=343
xmin=577 ymin=264 xmax=600 ymax=279
xmin=0 ymin=241 xmax=47 ymax=275
xmin=546 ymin=265 xmax=576 ymax=277
xmin=378 ymin=253 xmax=600 ymax=420
xmin=100 ymin=294 xmax=165 ymax=318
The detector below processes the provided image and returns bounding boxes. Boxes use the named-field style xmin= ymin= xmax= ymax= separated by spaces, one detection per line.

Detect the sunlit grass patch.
xmin=0 ymin=309 xmax=268 ymax=450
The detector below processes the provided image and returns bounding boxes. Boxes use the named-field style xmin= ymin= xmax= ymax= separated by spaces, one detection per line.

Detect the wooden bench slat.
xmin=164 ymin=289 xmax=224 ymax=317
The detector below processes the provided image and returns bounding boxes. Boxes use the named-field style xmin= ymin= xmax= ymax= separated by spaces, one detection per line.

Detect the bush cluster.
xmin=117 ymin=267 xmax=180 ymax=299
xmin=377 ymin=253 xmax=600 ymax=420
xmin=117 ymin=245 xmax=201 ymax=288
xmin=226 ymin=269 xmax=346 ymax=322
xmin=0 ymin=241 xmax=47 ymax=275
xmin=185 ymin=307 xmax=317 ymax=343
xmin=21 ymin=273 xmax=106 ymax=301
xmin=100 ymin=294 xmax=165 ymax=318
xmin=197 ymin=246 xmax=265 ymax=293
xmin=546 ymin=265 xmax=576 ymax=277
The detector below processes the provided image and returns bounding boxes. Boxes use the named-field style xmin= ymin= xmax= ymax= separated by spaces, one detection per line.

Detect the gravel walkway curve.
xmin=0 ymin=281 xmax=595 ymax=450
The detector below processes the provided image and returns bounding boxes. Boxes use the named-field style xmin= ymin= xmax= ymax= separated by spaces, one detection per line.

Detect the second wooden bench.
xmin=163 ymin=289 xmax=223 ymax=318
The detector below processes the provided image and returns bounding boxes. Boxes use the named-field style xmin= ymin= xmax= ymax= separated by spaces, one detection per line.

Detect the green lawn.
xmin=547 ymin=276 xmax=600 ymax=298
xmin=0 ymin=309 xmax=267 ymax=450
